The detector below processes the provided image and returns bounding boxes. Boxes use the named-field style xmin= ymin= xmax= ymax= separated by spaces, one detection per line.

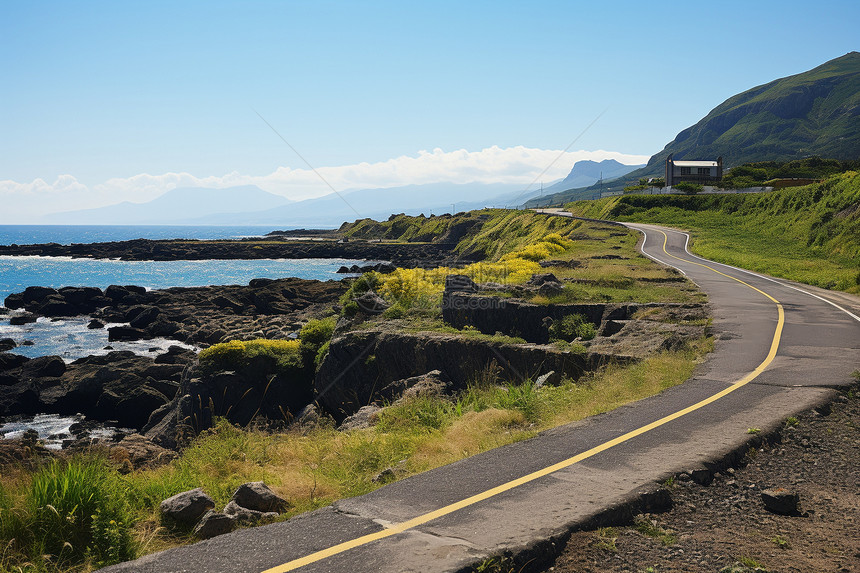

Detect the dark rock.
xmin=444 ymin=274 xmax=478 ymax=294
xmin=160 ymin=488 xmax=216 ymax=525
xmin=689 ymin=468 xmax=714 ymax=485
xmin=380 ymin=370 xmax=451 ymax=403
xmin=9 ymin=313 xmax=38 ymax=325
xmin=147 ymin=317 xmax=181 ymax=337
xmin=193 ymin=511 xmax=236 ymax=539
xmin=0 ymin=352 xmax=29 ymax=372
xmin=109 ymin=433 xmax=177 ymax=470
xmin=87 ymin=319 xmax=105 ymax=329
xmin=527 ymin=273 xmax=561 ymax=286
xmin=22 ymin=356 xmax=66 ymax=378
xmin=21 ymin=340 xmax=34 ymax=346
xmin=96 ymin=385 xmax=170 ymax=428
xmin=0 ymin=338 xmax=16 ymax=351
xmin=213 ymin=295 xmax=244 ymax=312
xmin=3 ymin=292 xmax=26 ymax=309
xmin=58 ymin=286 xmax=103 ymax=305
xmin=223 ymin=500 xmax=278 ymax=524
xmin=20 ymin=286 xmax=59 ymax=305
xmin=231 ymin=482 xmax=287 ymax=513
xmin=143 ymin=364 xmax=185 ymax=380
xmin=154 ymin=346 xmax=195 ymax=364
xmin=353 ymin=291 xmax=390 ymax=314
xmin=129 ymin=306 xmax=160 ymax=329
xmin=761 ymin=487 xmax=799 ymax=515
xmin=315 ymin=330 xmax=592 ymax=420
xmin=108 ymin=326 xmax=150 ymax=342
xmin=37 ymin=296 xmax=79 ymax=316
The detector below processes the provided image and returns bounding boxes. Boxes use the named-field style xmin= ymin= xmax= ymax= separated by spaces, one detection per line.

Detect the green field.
xmin=566 ymin=172 xmax=860 ymax=294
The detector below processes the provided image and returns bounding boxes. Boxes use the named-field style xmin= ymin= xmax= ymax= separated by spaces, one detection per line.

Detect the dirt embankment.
xmin=542 ymin=387 xmax=860 ymax=573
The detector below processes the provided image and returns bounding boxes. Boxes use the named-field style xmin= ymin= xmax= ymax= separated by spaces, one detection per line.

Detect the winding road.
xmin=101 ymin=222 xmax=860 ymax=573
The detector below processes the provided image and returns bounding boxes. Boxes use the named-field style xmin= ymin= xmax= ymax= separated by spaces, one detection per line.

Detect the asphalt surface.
xmin=100 ymin=222 xmax=860 ymax=573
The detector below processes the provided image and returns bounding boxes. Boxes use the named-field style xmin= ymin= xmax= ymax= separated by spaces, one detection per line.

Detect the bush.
xmin=673 ymin=181 xmax=703 ymax=194
xmin=199 ymin=339 xmax=303 ymax=378
xmin=549 ymin=314 xmax=596 ymax=341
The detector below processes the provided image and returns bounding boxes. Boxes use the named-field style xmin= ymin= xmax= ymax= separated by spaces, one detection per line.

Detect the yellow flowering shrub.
xmin=372 ymin=234 xmax=567 ymax=306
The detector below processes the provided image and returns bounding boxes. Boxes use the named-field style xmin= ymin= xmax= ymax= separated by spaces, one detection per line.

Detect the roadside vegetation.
xmin=0 ymin=211 xmax=711 ymax=572
xmin=567 ymin=170 xmax=860 ymax=293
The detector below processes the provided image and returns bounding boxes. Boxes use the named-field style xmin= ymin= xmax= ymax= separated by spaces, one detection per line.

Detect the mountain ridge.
xmin=528 ymin=52 xmax=860 ymax=206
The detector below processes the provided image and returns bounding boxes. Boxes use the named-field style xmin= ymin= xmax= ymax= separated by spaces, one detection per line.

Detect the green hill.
xmin=530 ymin=52 xmax=860 ymax=206
xmin=565 ymin=172 xmax=860 ymax=293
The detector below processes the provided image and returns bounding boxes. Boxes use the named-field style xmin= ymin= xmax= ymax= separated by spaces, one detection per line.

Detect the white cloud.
xmin=0 ymin=146 xmax=649 ymax=221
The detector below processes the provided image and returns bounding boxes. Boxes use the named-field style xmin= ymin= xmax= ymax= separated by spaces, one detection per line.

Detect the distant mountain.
xmin=529 ymin=52 xmax=860 ymax=206
xmin=190 ymin=182 xmax=532 ymax=226
xmin=542 ymin=159 xmax=644 ymax=194
xmin=44 ymin=186 xmax=293 ymax=225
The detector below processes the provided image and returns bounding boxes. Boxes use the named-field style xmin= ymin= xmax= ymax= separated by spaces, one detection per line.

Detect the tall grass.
xmin=0 ymin=457 xmax=136 ymax=571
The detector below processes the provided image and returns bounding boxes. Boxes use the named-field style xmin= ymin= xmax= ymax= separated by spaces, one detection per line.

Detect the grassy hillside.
xmin=566 ymin=172 xmax=860 ymax=293
xmin=340 ymin=209 xmax=589 ymax=260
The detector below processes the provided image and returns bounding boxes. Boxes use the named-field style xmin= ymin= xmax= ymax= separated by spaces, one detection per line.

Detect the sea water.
xmin=0 ymin=224 xmax=288 ymax=246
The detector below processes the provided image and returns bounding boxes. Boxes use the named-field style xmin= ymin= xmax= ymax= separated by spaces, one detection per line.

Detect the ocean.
xmin=0 ymin=225 xmax=361 ymax=442
xmin=0 ymin=225 xmax=369 ymax=358
xmin=0 ymin=224 xmax=288 ymax=246
xmin=0 ymin=225 xmax=361 ymax=303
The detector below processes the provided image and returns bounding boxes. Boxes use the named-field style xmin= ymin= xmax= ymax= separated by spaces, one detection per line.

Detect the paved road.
xmin=102 ymin=223 xmax=860 ymax=573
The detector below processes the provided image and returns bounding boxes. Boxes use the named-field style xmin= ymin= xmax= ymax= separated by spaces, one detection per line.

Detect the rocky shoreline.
xmin=0 ymin=237 xmax=471 ymax=267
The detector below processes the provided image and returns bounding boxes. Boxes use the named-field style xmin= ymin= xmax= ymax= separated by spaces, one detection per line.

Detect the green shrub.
xmin=549 ymin=314 xmax=596 ymax=341
xmin=299 ymin=317 xmax=337 ymax=369
xmin=674 ymin=181 xmax=703 ymax=194
xmin=299 ymin=317 xmax=336 ymax=353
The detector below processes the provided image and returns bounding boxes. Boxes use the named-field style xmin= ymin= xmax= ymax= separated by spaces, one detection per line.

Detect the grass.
xmin=0 ymin=338 xmax=709 ymax=571
xmin=566 ymin=171 xmax=860 ymax=294
xmin=633 ymin=515 xmax=676 ymax=546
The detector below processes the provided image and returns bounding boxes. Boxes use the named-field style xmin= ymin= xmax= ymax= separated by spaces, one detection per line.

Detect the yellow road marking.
xmin=262 ymin=228 xmax=785 ymax=573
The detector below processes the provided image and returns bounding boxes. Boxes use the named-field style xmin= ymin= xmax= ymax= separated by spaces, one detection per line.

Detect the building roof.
xmin=672 ymin=160 xmax=719 ymax=167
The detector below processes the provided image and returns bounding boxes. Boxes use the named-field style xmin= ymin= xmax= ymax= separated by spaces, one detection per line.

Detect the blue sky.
xmin=1 ymin=0 xmax=858 ymax=218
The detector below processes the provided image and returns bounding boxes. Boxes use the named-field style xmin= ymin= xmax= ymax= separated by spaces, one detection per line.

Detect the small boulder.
xmin=339 ymin=405 xmax=382 ymax=431
xmin=353 ymin=291 xmax=390 ymax=315
xmin=108 ymin=326 xmax=150 ymax=342
xmin=223 ymin=500 xmax=279 ymax=524
xmin=295 ymin=403 xmax=321 ymax=426
xmin=0 ymin=338 xmax=16 ymax=351
xmin=761 ymin=487 xmax=799 ymax=515
xmin=193 ymin=510 xmax=236 ymax=539
xmin=444 ymin=274 xmax=478 ymax=294
xmin=689 ymin=468 xmax=714 ymax=486
xmin=230 ymin=482 xmax=287 ymax=513
xmin=129 ymin=306 xmax=161 ymax=329
xmin=22 ymin=356 xmax=66 ymax=378
xmin=9 ymin=313 xmax=38 ymax=325
xmin=160 ymin=488 xmax=216 ymax=525
xmin=0 ymin=352 xmax=29 ymax=372
xmin=87 ymin=319 xmax=105 ymax=329
xmin=527 ymin=273 xmax=561 ymax=286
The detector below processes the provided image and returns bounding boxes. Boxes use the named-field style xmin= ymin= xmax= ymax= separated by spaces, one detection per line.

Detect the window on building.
xmin=679 ymin=167 xmax=691 ymax=175
xmin=697 ymin=167 xmax=711 ymax=175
